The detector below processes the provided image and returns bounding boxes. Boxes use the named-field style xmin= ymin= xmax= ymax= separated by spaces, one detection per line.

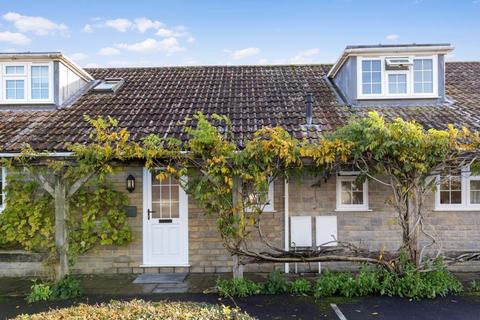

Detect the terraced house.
xmin=1 ymin=43 xmax=480 ymax=277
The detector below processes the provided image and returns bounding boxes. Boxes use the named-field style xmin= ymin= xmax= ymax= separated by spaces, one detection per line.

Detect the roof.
xmin=0 ymin=62 xmax=479 ymax=152
xmin=345 ymin=43 xmax=452 ymax=49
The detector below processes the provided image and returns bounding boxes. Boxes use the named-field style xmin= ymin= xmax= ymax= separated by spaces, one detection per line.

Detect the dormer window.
xmin=357 ymin=55 xmax=438 ymax=100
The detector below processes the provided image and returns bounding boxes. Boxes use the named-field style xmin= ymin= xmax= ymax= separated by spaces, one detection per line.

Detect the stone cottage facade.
xmin=1 ymin=44 xmax=480 ymax=276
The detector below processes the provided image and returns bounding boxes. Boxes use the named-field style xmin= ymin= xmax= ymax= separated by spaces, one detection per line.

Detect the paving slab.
xmin=133 ymin=273 xmax=188 ymax=284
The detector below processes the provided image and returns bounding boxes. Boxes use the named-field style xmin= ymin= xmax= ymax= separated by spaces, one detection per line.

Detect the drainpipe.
xmin=284 ymin=178 xmax=289 ymax=273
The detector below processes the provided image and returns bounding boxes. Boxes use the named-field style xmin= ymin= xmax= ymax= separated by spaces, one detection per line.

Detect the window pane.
xmin=341 ymin=191 xmax=352 ymax=204
xmin=372 ymin=71 xmax=381 ymax=83
xmin=361 ymin=60 xmax=381 ymax=95
xmin=362 ymin=83 xmax=371 ymax=94
xmin=450 ymin=191 xmax=462 ymax=204
xmin=440 ymin=191 xmax=450 ymax=204
xmin=362 ymin=60 xmax=371 ymax=71
xmin=414 ymin=83 xmax=423 ymax=93
xmin=471 ymin=180 xmax=480 ymax=190
xmin=423 ymin=59 xmax=433 ymax=70
xmin=352 ymin=192 xmax=363 ymax=204
xmin=371 ymin=60 xmax=381 ymax=71
xmin=362 ymin=72 xmax=371 ymax=83
xmin=31 ymin=66 xmax=49 ymax=99
xmin=5 ymin=80 xmax=24 ymax=99
xmin=372 ymin=83 xmax=381 ymax=94
xmin=471 ymin=191 xmax=480 ymax=204
xmin=6 ymin=66 xmax=24 ymax=74
xmin=423 ymin=82 xmax=433 ymax=93
xmin=341 ymin=181 xmax=351 ymax=192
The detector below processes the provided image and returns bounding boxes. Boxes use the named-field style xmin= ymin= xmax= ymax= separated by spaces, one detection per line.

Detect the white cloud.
xmin=69 ymin=52 xmax=88 ymax=61
xmin=98 ymin=47 xmax=120 ymax=56
xmin=186 ymin=36 xmax=195 ymax=43
xmin=3 ymin=12 xmax=69 ymax=36
xmin=257 ymin=58 xmax=269 ymax=64
xmin=105 ymin=18 xmax=132 ymax=32
xmin=289 ymin=48 xmax=320 ymax=64
xmin=133 ymin=17 xmax=163 ymax=33
xmin=83 ymin=24 xmax=93 ymax=33
xmin=155 ymin=27 xmax=188 ymax=38
xmin=0 ymin=31 xmax=30 ymax=45
xmin=225 ymin=47 xmax=261 ymax=60
xmin=386 ymin=33 xmax=399 ymax=40
xmin=116 ymin=37 xmax=184 ymax=54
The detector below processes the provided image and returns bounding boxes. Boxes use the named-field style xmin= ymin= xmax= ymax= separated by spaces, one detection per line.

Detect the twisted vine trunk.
xmin=404 ymin=192 xmax=419 ymax=266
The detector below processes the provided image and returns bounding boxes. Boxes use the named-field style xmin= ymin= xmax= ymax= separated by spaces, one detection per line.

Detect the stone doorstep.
xmin=132 ymin=272 xmax=188 ymax=284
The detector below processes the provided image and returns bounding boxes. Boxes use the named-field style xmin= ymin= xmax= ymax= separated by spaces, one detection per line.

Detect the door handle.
xmin=147 ymin=209 xmax=155 ymax=220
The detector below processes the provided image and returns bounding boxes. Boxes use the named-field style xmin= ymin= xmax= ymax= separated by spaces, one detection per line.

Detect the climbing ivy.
xmin=0 ymin=170 xmax=132 ymax=266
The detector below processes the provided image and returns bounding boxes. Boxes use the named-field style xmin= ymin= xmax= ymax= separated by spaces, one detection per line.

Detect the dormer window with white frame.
xmin=0 ymin=62 xmax=53 ymax=104
xmin=357 ymin=55 xmax=438 ymax=100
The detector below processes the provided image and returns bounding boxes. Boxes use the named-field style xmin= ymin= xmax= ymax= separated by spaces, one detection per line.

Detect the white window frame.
xmin=336 ymin=174 xmax=369 ymax=212
xmin=0 ymin=61 xmax=54 ymax=104
xmin=387 ymin=71 xmax=409 ymax=96
xmin=0 ymin=167 xmax=7 ymax=213
xmin=245 ymin=179 xmax=275 ymax=213
xmin=357 ymin=55 xmax=438 ymax=100
xmin=30 ymin=64 xmax=52 ymax=102
xmin=412 ymin=58 xmax=435 ymax=96
xmin=434 ymin=166 xmax=480 ymax=211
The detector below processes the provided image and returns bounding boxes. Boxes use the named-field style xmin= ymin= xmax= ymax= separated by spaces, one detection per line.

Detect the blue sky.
xmin=0 ymin=0 xmax=478 ymax=67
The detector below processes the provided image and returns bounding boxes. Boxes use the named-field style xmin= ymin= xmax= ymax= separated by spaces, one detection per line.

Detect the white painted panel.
xmin=316 ymin=216 xmax=337 ymax=247
xmin=290 ymin=216 xmax=312 ymax=247
xmin=58 ymin=62 xmax=88 ymax=104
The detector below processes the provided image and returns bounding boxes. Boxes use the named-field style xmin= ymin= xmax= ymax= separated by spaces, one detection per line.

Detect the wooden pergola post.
xmin=54 ymin=174 xmax=69 ymax=281
xmin=232 ymin=177 xmax=244 ymax=279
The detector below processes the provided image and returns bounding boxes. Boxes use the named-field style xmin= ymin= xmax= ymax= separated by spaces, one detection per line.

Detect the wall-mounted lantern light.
xmin=126 ymin=174 xmax=135 ymax=193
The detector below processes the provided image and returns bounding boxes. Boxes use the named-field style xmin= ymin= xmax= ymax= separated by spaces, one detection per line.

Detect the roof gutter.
xmin=0 ymin=152 xmax=74 ymax=158
xmin=327 ymin=44 xmax=455 ymax=79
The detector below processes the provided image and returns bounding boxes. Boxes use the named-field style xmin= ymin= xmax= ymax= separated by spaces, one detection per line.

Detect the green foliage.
xmin=15 ymin=299 xmax=255 ymax=320
xmin=50 ymin=275 xmax=82 ymax=300
xmin=26 ymin=276 xmax=82 ymax=303
xmin=0 ymin=175 xmax=54 ymax=252
xmin=262 ymin=269 xmax=289 ymax=294
xmin=289 ymin=278 xmax=312 ymax=296
xmin=0 ymin=172 xmax=132 ymax=265
xmin=216 ymin=278 xmax=262 ymax=298
xmin=314 ymin=262 xmax=462 ymax=299
xmin=26 ymin=282 xmax=52 ymax=303
xmin=468 ymin=280 xmax=480 ymax=292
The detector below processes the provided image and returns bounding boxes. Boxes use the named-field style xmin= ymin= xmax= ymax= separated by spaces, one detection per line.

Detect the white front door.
xmin=143 ymin=168 xmax=189 ymax=266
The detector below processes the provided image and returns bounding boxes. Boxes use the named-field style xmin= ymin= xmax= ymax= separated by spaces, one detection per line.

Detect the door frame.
xmin=142 ymin=167 xmax=189 ymax=266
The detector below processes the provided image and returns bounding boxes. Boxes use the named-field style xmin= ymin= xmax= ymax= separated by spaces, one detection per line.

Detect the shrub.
xmin=216 ymin=278 xmax=262 ymax=298
xmin=26 ymin=282 xmax=52 ymax=303
xmin=314 ymin=262 xmax=462 ymax=300
xmin=262 ymin=269 xmax=289 ymax=294
xmin=469 ymin=280 xmax=480 ymax=292
xmin=26 ymin=276 xmax=83 ymax=303
xmin=289 ymin=278 xmax=312 ymax=296
xmin=15 ymin=299 xmax=255 ymax=320
xmin=50 ymin=275 xmax=82 ymax=300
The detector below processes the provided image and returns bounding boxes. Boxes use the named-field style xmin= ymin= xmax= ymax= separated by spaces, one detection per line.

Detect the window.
xmin=435 ymin=166 xmax=480 ymax=210
xmin=357 ymin=55 xmax=437 ymax=99
xmin=0 ymin=167 xmax=6 ymax=212
xmin=5 ymin=80 xmax=25 ymax=100
xmin=245 ymin=179 xmax=275 ymax=212
xmin=439 ymin=175 xmax=462 ymax=205
xmin=361 ymin=60 xmax=382 ymax=95
xmin=413 ymin=59 xmax=433 ymax=94
xmin=151 ymin=175 xmax=179 ymax=219
xmin=336 ymin=175 xmax=369 ymax=211
xmin=31 ymin=66 xmax=49 ymax=99
xmin=0 ymin=62 xmax=52 ymax=104
xmin=388 ymin=74 xmax=407 ymax=94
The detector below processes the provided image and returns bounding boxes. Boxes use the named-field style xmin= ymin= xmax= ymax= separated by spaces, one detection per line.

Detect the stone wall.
xmin=74 ymin=167 xmax=285 ymax=274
